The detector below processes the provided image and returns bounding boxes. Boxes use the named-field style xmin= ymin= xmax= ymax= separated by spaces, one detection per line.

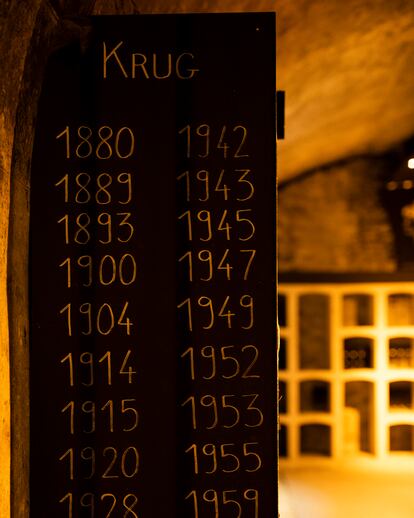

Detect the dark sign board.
xmin=29 ymin=13 xmax=277 ymax=517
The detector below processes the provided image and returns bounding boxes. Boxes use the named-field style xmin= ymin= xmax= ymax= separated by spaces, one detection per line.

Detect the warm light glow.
xmin=280 ymin=283 xmax=414 ymax=516
xmin=408 ymin=158 xmax=414 ymax=169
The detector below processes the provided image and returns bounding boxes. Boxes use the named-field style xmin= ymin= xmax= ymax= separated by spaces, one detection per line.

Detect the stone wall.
xmin=0 ymin=3 xmax=44 ymax=516
xmin=279 ymin=157 xmax=397 ymax=273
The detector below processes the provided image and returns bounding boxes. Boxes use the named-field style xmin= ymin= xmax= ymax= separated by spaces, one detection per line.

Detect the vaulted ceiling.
xmin=92 ymin=0 xmax=414 ymax=182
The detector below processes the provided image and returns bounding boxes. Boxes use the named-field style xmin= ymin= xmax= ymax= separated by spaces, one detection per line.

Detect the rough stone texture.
xmin=279 ymin=158 xmax=396 ymax=272
xmin=8 ymin=5 xmax=71 ymax=515
xmin=94 ymin=0 xmax=276 ymax=15
xmin=1 ymin=3 xmax=95 ymax=516
xmin=277 ymin=0 xmax=414 ymax=180
xmin=0 ymin=3 xmax=44 ymax=516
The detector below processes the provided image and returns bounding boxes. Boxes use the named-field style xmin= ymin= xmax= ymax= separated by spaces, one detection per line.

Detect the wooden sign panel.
xmin=29 ymin=13 xmax=277 ymax=517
